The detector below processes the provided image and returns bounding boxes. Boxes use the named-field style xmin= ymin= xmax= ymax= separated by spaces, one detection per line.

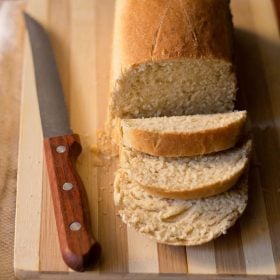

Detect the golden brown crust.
xmin=122 ymin=114 xmax=246 ymax=157
xmin=119 ymin=0 xmax=233 ymax=68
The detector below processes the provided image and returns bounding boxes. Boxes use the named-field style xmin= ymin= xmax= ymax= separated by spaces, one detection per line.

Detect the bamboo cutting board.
xmin=15 ymin=0 xmax=280 ymax=279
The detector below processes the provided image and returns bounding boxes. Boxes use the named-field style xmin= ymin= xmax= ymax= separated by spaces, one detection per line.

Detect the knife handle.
xmin=43 ymin=134 xmax=101 ymax=272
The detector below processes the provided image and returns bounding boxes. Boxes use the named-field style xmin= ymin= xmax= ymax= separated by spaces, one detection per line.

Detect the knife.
xmin=24 ymin=13 xmax=101 ymax=272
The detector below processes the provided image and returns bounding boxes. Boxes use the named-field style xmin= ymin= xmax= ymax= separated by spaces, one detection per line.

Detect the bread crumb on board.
xmin=90 ymin=119 xmax=120 ymax=163
xmin=98 ymin=130 xmax=119 ymax=156
xmin=89 ymin=134 xmax=118 ymax=168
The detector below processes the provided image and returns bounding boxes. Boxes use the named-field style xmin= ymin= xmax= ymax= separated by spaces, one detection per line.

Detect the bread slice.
xmin=110 ymin=0 xmax=236 ymax=119
xmin=121 ymin=111 xmax=247 ymax=157
xmin=114 ymin=170 xmax=248 ymax=246
xmin=120 ymin=141 xmax=251 ymax=200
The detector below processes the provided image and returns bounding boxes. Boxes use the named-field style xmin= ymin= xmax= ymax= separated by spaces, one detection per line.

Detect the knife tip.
xmin=23 ymin=11 xmax=31 ymax=20
xmin=23 ymin=12 xmax=38 ymax=27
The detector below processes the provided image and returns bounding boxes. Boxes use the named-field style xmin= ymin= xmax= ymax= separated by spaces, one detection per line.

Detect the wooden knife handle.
xmin=43 ymin=134 xmax=101 ymax=272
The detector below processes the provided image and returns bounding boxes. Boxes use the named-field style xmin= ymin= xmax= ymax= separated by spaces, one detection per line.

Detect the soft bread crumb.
xmin=110 ymin=59 xmax=236 ymax=118
xmin=121 ymin=111 xmax=246 ymax=133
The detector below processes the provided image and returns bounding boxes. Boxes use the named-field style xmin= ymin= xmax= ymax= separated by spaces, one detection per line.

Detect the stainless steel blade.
xmin=24 ymin=13 xmax=72 ymax=138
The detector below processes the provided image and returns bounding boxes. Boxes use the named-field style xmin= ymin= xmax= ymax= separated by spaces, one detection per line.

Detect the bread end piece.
xmin=110 ymin=0 xmax=236 ymax=119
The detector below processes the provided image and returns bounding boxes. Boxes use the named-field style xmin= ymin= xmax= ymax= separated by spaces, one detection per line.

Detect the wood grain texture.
xmin=15 ymin=0 xmax=280 ymax=278
xmin=14 ymin=35 xmax=44 ymax=275
xmin=186 ymin=242 xmax=216 ymax=274
xmin=94 ymin=0 xmax=129 ymax=273
xmin=214 ymin=224 xmax=246 ymax=274
xmin=127 ymin=228 xmax=158 ymax=273
xmin=232 ymin=0 xmax=280 ymax=275
xmin=48 ymin=0 xmax=71 ymax=106
xmin=158 ymin=244 xmax=188 ymax=273
xmin=95 ymin=0 xmax=115 ymax=129
xmin=239 ymin=166 xmax=276 ymax=274
xmin=233 ymin=17 xmax=276 ymax=269
xmin=98 ymin=158 xmax=128 ymax=273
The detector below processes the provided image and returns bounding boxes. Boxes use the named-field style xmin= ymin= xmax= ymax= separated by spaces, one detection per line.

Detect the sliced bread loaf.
xmin=121 ymin=111 xmax=247 ymax=157
xmin=114 ymin=170 xmax=248 ymax=246
xmin=110 ymin=0 xmax=236 ymax=119
xmin=120 ymin=141 xmax=251 ymax=199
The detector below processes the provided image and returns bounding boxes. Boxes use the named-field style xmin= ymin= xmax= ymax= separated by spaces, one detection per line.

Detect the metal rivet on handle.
xmin=70 ymin=222 xmax=81 ymax=231
xmin=63 ymin=182 xmax=73 ymax=191
xmin=56 ymin=145 xmax=66 ymax=153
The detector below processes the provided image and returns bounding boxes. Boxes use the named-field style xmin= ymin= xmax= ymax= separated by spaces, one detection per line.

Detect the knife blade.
xmin=24 ymin=13 xmax=101 ymax=272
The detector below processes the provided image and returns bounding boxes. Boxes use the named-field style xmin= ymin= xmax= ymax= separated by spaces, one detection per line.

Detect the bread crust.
xmin=115 ymin=0 xmax=233 ymax=70
xmin=122 ymin=113 xmax=247 ymax=157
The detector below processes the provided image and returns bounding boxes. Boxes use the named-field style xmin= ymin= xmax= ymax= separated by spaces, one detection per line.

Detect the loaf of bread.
xmin=110 ymin=0 xmax=250 ymax=246
xmin=110 ymin=0 xmax=236 ymax=119
xmin=120 ymin=140 xmax=251 ymax=199
xmin=114 ymin=170 xmax=248 ymax=246
xmin=121 ymin=111 xmax=246 ymax=157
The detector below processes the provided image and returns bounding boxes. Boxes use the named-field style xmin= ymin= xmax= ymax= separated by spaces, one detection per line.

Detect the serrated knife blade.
xmin=24 ymin=13 xmax=72 ymax=138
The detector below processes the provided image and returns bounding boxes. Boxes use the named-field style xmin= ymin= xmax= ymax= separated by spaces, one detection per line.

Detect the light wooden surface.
xmin=14 ymin=0 xmax=280 ymax=279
